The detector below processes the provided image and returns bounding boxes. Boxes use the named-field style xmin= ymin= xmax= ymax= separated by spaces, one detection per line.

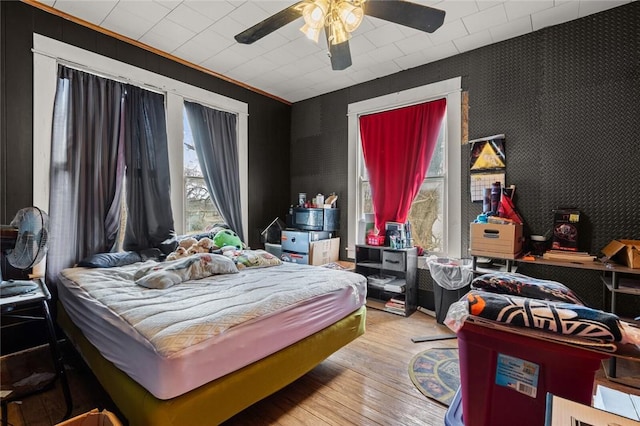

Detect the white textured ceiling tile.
xmin=202 ymin=46 xmax=252 ymax=73
xmin=435 ymin=1 xmax=480 ymax=23
xmin=228 ymin=2 xmax=272 ymax=27
xmin=166 ymin=4 xmax=215 ymax=33
xmin=578 ymin=0 xmax=630 ymax=17
xmin=51 ymin=1 xmax=117 ymax=26
xmin=453 ymin=29 xmax=493 ymax=53
xmin=504 ymin=1 xmax=554 ymax=21
xmin=281 ymin=37 xmax=325 ymax=58
xmin=489 ymin=15 xmax=532 ymax=42
xmin=475 ymin=0 xmax=506 ymax=11
xmin=102 ymin=8 xmax=156 ymax=39
xmin=146 ymin=19 xmax=196 ymax=47
xmin=266 ymin=43 xmax=301 ymax=65
xmin=255 ymin=1 xmax=300 ymax=15
xmin=182 ymin=0 xmax=236 ymax=21
xmin=39 ymin=0 xmax=55 ymax=5
xmin=363 ymin=23 xmax=407 ymax=48
xmin=174 ymin=30 xmax=234 ymax=62
xmin=395 ymin=32 xmax=433 ymax=55
xmin=531 ymin=1 xmax=579 ymax=30
xmin=394 ymin=50 xmax=428 ymax=70
xmin=210 ymin=15 xmax=248 ymax=40
xmin=428 ymin=19 xmax=469 ymax=45
xmin=368 ymin=44 xmax=405 ymax=62
xmin=153 ymin=0 xmax=182 ymax=10
xmin=140 ymin=28 xmax=191 ymax=54
xmin=422 ymin=41 xmax=460 ymax=62
xmin=117 ymin=1 xmax=173 ymax=23
xmin=462 ymin=4 xmax=508 ymax=33
xmin=347 ymin=67 xmax=379 ymax=85
xmin=348 ymin=34 xmax=378 ymax=56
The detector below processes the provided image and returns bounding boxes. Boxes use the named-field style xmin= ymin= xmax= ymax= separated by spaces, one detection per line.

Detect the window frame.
xmin=346 ymin=77 xmax=462 ymax=260
xmin=32 ymin=34 xmax=248 ymax=238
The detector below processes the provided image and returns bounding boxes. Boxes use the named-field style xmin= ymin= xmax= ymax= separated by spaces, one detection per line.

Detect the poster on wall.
xmin=469 ymin=134 xmax=506 ymax=202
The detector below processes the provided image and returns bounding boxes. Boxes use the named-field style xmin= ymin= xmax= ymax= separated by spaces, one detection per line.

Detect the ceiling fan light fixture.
xmin=300 ymin=23 xmax=322 ymax=42
xmin=336 ymin=1 xmax=364 ymax=32
xmin=329 ymin=19 xmax=350 ymax=45
xmin=302 ymin=0 xmax=328 ymax=29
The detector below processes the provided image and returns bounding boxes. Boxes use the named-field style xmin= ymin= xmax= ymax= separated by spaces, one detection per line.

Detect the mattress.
xmin=58 ymin=261 xmax=366 ymax=400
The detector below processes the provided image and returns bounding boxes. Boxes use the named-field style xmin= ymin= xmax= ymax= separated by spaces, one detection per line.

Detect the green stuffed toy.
xmin=213 ymin=229 xmax=243 ymax=250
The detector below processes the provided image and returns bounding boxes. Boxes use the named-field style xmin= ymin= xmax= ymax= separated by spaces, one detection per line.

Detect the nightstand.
xmin=0 ymin=279 xmax=72 ymax=426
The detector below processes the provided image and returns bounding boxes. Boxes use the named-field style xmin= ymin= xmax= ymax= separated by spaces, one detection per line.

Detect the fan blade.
xmin=364 ymin=0 xmax=446 ymax=33
xmin=235 ymin=2 xmax=306 ymax=44
xmin=325 ymin=31 xmax=352 ymax=70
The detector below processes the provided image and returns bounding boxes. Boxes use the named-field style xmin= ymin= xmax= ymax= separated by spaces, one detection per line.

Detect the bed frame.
xmin=57 ymin=303 xmax=366 ymax=425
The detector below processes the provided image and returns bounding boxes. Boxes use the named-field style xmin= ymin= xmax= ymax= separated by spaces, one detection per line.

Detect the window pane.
xmin=185 ymin=176 xmax=224 ymax=233
xmin=183 ymin=110 xmax=223 ymax=233
xmin=426 ymin=118 xmax=445 ymax=178
xmin=408 ymin=179 xmax=444 ymax=253
xmin=361 ymin=181 xmax=373 ymax=214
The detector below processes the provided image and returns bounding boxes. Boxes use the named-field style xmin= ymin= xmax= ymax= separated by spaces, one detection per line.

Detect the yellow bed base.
xmin=57 ymin=303 xmax=366 ymax=426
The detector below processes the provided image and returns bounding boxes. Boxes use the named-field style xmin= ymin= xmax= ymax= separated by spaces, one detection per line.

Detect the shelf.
xmin=356 ymin=261 xmax=383 ymax=269
xmin=601 ymin=276 xmax=640 ymax=295
xmin=365 ymin=298 xmax=408 ymax=317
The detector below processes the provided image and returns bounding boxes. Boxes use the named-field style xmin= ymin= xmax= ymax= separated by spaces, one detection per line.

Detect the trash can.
xmin=427 ymin=258 xmax=473 ymax=324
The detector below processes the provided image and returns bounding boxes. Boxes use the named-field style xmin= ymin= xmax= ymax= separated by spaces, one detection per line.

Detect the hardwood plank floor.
xmin=3 ymin=307 xmax=639 ymax=425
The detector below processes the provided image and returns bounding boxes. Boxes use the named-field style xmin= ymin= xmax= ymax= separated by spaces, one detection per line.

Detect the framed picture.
xmin=545 ymin=393 xmax=640 ymax=426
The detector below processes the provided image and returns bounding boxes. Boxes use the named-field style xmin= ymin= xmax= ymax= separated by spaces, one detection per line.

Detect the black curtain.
xmin=46 ymin=66 xmax=126 ymax=287
xmin=123 ymin=85 xmax=175 ymax=250
xmin=184 ymin=101 xmax=244 ymax=241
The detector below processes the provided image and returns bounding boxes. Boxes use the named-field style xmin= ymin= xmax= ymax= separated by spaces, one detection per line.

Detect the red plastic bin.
xmin=457 ymin=322 xmax=610 ymax=426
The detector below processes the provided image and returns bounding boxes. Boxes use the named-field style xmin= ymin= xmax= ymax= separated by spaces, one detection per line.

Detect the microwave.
xmin=290 ymin=207 xmax=340 ymax=232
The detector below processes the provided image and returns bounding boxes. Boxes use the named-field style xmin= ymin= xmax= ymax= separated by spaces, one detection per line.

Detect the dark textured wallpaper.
xmin=290 ymin=2 xmax=640 ymax=315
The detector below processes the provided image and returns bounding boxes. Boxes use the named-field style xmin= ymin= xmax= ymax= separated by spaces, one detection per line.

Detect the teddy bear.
xmin=197 ymin=237 xmax=215 ymax=252
xmin=166 ymin=246 xmax=188 ymax=261
xmin=178 ymin=237 xmax=198 ymax=250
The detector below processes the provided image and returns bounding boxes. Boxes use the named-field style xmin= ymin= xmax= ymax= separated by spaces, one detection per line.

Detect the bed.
xmin=56 ymin=253 xmax=367 ymax=425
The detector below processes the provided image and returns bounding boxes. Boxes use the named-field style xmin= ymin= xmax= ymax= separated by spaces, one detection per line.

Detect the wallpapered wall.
xmin=290 ymin=2 xmax=640 ymax=316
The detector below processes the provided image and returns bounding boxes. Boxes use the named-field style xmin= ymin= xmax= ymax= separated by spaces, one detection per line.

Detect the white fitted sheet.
xmin=58 ymin=261 xmax=366 ymax=399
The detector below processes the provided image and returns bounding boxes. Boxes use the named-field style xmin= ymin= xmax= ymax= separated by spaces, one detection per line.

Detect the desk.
xmin=0 ymin=279 xmax=72 ymax=425
xmin=471 ymin=254 xmax=640 ymax=379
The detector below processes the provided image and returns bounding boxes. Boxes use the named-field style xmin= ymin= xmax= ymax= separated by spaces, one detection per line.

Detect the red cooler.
xmin=457 ymin=322 xmax=609 ymax=426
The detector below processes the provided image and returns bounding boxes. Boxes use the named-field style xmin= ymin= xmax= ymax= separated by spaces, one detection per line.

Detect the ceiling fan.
xmin=235 ymin=0 xmax=446 ymax=71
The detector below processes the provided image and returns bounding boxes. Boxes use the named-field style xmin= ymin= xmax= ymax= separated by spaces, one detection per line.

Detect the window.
xmin=182 ymin=111 xmax=224 ymax=233
xmin=33 ymin=34 xmax=249 ymax=238
xmin=347 ymin=77 xmax=462 ymax=259
xmin=358 ymin=119 xmax=446 ymax=252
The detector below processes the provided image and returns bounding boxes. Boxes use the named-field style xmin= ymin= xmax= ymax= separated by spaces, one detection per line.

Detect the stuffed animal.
xmin=178 ymin=237 xmax=198 ymax=250
xmin=186 ymin=244 xmax=207 ymax=256
xmin=197 ymin=237 xmax=215 ymax=252
xmin=166 ymin=246 xmax=188 ymax=261
xmin=213 ymin=229 xmax=243 ymax=250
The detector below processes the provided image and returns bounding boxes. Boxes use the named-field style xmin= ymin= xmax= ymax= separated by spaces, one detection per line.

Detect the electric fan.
xmin=0 ymin=207 xmax=49 ymax=298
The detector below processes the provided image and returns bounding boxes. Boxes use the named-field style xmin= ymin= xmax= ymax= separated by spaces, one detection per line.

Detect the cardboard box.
xmin=309 ymin=237 xmax=340 ymax=266
xmin=470 ymin=223 xmax=523 ymax=258
xmin=56 ymin=409 xmax=122 ymax=426
xmin=601 ymin=239 xmax=640 ymax=269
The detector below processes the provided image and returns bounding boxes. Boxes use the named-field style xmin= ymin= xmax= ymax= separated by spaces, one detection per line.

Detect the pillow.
xmin=231 ymin=249 xmax=282 ymax=269
xmin=471 ymin=272 xmax=584 ymax=305
xmin=134 ymin=253 xmax=238 ymax=289
xmin=77 ymin=251 xmax=142 ymax=268
xmin=465 ymin=289 xmax=623 ymax=342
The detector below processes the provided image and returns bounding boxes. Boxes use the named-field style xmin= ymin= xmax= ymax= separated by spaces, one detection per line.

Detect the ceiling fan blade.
xmin=325 ymin=33 xmax=352 ymax=70
xmin=364 ymin=0 xmax=446 ymax=33
xmin=235 ymin=1 xmax=306 ymax=44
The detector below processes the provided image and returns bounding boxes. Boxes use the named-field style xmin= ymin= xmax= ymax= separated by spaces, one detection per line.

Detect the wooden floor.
xmin=2 ymin=307 xmax=639 ymax=425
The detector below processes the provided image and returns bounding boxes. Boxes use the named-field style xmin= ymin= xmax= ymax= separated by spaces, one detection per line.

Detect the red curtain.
xmin=360 ymin=98 xmax=447 ymax=234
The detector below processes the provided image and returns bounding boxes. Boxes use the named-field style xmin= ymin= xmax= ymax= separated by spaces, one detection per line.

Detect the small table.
xmin=0 ymin=279 xmax=72 ymax=425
